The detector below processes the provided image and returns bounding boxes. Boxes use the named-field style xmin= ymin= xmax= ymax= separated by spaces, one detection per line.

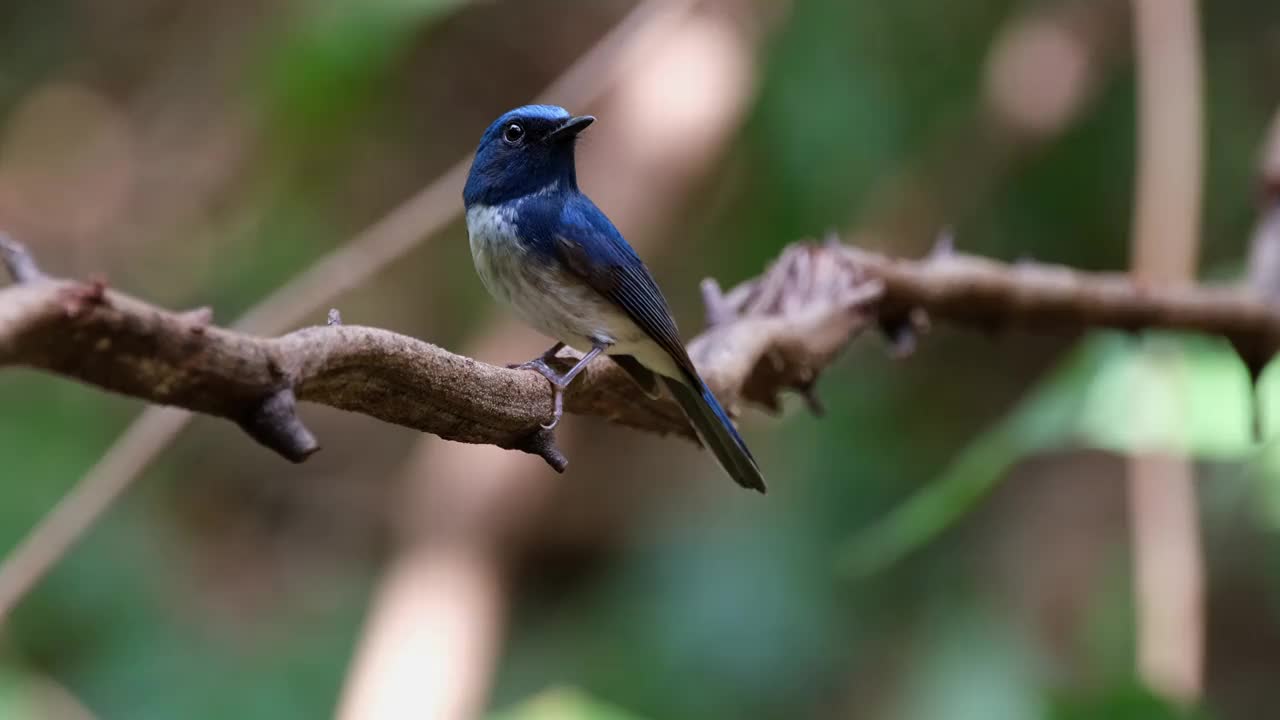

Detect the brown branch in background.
xmin=1126 ymin=0 xmax=1205 ymax=704
xmin=335 ymin=547 xmax=508 ymax=720
xmin=843 ymin=239 xmax=1280 ymax=365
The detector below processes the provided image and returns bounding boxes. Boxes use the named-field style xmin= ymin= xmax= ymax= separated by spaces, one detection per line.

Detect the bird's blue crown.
xmin=463 ymin=104 xmax=592 ymax=208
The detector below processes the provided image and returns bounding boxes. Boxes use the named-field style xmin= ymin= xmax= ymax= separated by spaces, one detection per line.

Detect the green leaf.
xmin=0 ymin=668 xmax=30 ymax=719
xmin=261 ymin=0 xmax=465 ymax=136
xmin=896 ymin=604 xmax=1046 ymax=720
xmin=1049 ymin=685 xmax=1212 ymax=720
xmin=839 ymin=334 xmax=1124 ymax=577
xmin=1075 ymin=334 xmax=1255 ymax=457
xmin=488 ymin=687 xmax=652 ymax=720
xmin=840 ymin=331 xmax=1276 ymax=577
xmin=0 ymin=665 xmax=76 ymax=720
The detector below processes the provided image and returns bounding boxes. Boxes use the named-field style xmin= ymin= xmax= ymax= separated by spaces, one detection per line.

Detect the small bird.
xmin=463 ymin=104 xmax=766 ymax=492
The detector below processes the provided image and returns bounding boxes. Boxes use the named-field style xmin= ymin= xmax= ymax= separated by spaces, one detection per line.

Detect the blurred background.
xmin=2 ymin=0 xmax=1280 ymax=718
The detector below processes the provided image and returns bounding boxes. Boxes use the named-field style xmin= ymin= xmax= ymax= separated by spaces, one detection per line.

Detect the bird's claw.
xmin=509 ymin=357 xmax=554 ymax=375
xmin=540 ymin=388 xmax=566 ymax=430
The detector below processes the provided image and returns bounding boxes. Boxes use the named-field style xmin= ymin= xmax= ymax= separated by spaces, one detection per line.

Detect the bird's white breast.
xmin=466 ymin=203 xmax=523 ymax=307
xmin=465 ymin=203 xmax=651 ymax=359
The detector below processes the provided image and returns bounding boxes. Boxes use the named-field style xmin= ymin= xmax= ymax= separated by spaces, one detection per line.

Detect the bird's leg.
xmin=511 ymin=341 xmax=608 ymax=430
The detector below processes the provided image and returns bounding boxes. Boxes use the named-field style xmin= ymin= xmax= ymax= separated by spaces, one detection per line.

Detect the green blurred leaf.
xmin=1049 ymin=685 xmax=1212 ymax=720
xmin=261 ymin=0 xmax=464 ymax=136
xmin=1251 ymin=440 xmax=1280 ymax=527
xmin=0 ymin=665 xmax=88 ymax=720
xmin=1079 ymin=560 xmax=1139 ymax=686
xmin=841 ymin=332 xmax=1277 ymax=577
xmin=839 ymin=334 xmax=1126 ymax=577
xmin=897 ymin=603 xmax=1045 ymax=720
xmin=0 ymin=374 xmax=133 ymax=549
xmin=489 ymin=687 xmax=652 ymax=720
xmin=0 ymin=667 xmax=31 ymax=719
xmin=1076 ymin=334 xmax=1254 ymax=457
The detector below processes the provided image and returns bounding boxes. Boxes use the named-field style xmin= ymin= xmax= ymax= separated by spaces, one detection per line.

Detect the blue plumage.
xmin=463 ymin=104 xmax=766 ymax=493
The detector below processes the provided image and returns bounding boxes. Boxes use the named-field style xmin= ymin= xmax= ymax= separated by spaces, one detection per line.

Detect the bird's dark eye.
xmin=502 ymin=122 xmax=525 ymax=144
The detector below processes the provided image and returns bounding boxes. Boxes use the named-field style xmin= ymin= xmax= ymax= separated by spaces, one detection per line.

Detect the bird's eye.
xmin=502 ymin=123 xmax=525 ymax=144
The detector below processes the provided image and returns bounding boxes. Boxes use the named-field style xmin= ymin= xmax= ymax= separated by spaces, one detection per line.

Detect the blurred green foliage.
xmin=490 ymin=687 xmax=652 ymax=720
xmin=1050 ymin=687 xmax=1211 ymax=720
xmin=843 ymin=331 xmax=1280 ymax=578
xmin=262 ymin=0 xmax=464 ymax=142
xmin=2 ymin=0 xmax=1280 ymax=718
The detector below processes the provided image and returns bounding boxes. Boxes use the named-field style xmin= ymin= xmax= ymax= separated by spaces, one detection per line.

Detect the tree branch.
xmin=4 ymin=232 xmax=1279 ymax=475
xmin=842 ymin=236 xmax=1280 ymax=373
xmin=0 ymin=234 xmax=880 ymax=471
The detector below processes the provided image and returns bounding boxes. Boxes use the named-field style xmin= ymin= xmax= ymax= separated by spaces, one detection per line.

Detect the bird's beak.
xmin=547 ymin=115 xmax=595 ymax=143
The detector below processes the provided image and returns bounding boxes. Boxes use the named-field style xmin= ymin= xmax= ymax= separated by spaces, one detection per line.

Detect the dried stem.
xmin=1126 ymin=0 xmax=1206 ymax=703
xmin=840 ymin=239 xmax=1280 ymax=367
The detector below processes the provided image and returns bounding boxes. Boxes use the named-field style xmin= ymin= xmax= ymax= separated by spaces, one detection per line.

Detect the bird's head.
xmin=463 ymin=104 xmax=595 ymax=208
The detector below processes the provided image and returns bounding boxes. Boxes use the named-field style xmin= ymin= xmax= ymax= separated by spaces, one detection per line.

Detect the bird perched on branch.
xmin=463 ymin=104 xmax=766 ymax=492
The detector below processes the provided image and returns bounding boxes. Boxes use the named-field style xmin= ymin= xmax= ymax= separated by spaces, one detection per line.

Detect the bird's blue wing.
xmin=538 ymin=195 xmax=766 ymax=493
xmin=547 ymin=195 xmax=699 ymax=378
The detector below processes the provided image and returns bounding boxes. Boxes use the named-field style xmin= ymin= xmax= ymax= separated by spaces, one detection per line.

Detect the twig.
xmin=0 ymin=234 xmax=43 ymax=283
xmin=1126 ymin=0 xmax=1206 ymax=703
xmin=838 ymin=240 xmax=1280 ymax=365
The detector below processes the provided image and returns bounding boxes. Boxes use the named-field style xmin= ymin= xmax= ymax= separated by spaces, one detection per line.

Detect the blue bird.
xmin=463 ymin=105 xmax=766 ymax=493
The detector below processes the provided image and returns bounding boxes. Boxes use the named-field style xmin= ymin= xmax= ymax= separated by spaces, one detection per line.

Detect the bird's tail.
xmin=661 ymin=375 xmax=766 ymax=493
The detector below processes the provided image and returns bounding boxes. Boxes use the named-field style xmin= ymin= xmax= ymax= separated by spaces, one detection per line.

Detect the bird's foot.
xmin=508 ymin=342 xmax=605 ymax=431
xmin=509 ymin=356 xmax=571 ymax=430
